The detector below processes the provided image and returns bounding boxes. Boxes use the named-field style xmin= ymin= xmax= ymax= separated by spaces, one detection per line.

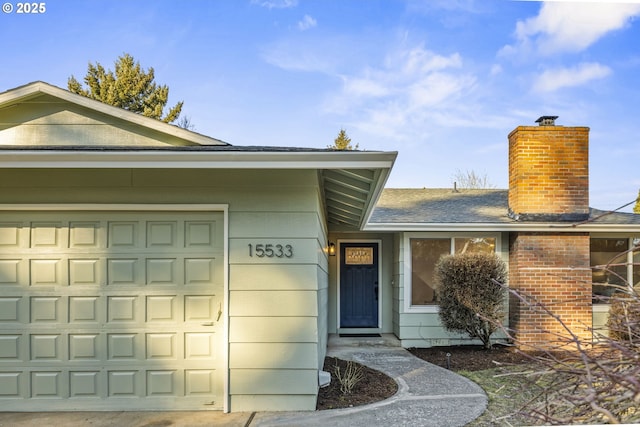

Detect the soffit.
xmin=323 ymin=168 xmax=382 ymax=229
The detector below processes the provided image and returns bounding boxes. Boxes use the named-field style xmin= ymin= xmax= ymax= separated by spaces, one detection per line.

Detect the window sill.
xmin=405 ymin=304 xmax=440 ymax=314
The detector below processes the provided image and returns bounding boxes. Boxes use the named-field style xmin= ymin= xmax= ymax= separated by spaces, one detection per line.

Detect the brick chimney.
xmin=508 ymin=116 xmax=590 ymax=221
xmin=508 ymin=117 xmax=593 ymax=348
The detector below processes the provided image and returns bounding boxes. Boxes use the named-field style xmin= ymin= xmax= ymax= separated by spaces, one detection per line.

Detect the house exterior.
xmin=0 ymin=82 xmax=638 ymax=413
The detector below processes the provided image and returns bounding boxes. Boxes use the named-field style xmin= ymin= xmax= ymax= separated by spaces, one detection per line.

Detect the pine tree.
xmin=68 ymin=53 xmax=183 ymax=123
xmin=328 ymin=128 xmax=359 ymax=150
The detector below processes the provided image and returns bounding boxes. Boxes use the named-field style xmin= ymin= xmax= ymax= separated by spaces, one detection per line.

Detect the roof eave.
xmin=0 ymin=149 xmax=398 ymax=169
xmin=364 ymin=222 xmax=640 ymax=232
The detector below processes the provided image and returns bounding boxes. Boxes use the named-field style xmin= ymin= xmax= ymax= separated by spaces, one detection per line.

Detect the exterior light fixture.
xmin=328 ymin=242 xmax=336 ymax=256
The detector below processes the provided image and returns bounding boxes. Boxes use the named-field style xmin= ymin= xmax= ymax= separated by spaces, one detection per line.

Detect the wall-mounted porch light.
xmin=328 ymin=242 xmax=336 ymax=256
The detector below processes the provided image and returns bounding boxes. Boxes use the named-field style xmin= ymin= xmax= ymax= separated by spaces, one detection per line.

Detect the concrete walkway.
xmin=0 ymin=335 xmax=487 ymax=427
xmin=251 ymin=334 xmax=487 ymax=427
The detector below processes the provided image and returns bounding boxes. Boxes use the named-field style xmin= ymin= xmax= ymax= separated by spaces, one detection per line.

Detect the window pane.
xmin=590 ymin=238 xmax=628 ymax=302
xmin=454 ymin=238 xmax=496 ymax=254
xmin=410 ymin=239 xmax=450 ymax=305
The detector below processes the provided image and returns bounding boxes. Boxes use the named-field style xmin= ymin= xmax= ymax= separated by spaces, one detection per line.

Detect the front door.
xmin=339 ymin=242 xmax=379 ymax=328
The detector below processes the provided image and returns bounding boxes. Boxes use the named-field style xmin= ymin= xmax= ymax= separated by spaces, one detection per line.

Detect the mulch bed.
xmin=316 ymin=357 xmax=398 ymax=410
xmin=409 ymin=344 xmax=533 ymax=371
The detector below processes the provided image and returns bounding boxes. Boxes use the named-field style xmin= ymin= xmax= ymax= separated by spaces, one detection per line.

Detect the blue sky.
xmin=2 ymin=0 xmax=639 ymax=211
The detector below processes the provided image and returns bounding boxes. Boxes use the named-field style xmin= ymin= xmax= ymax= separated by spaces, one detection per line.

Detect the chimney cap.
xmin=535 ymin=116 xmax=559 ymax=126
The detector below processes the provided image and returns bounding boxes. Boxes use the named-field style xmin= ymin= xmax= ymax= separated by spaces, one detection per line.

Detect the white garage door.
xmin=0 ymin=210 xmax=225 ymax=411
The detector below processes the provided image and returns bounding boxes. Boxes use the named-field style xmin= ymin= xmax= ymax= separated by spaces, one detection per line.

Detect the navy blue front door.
xmin=339 ymin=242 xmax=379 ymax=328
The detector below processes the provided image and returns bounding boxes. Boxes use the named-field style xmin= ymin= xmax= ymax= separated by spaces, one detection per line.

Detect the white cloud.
xmin=251 ymin=0 xmax=297 ymax=9
xmin=502 ymin=2 xmax=640 ymax=56
xmin=297 ymin=15 xmax=317 ymax=31
xmin=323 ymin=45 xmax=478 ymax=140
xmin=532 ymin=62 xmax=611 ymax=92
xmin=489 ymin=64 xmax=502 ymax=77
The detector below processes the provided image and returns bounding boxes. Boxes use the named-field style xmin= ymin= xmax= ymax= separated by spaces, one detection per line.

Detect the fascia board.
xmin=0 ymin=150 xmax=398 ymax=169
xmin=364 ymin=222 xmax=640 ymax=233
xmin=358 ymin=166 xmax=396 ymax=229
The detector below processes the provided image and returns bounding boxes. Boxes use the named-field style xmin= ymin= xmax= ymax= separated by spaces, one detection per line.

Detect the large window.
xmin=410 ymin=237 xmax=497 ymax=306
xmin=591 ymin=237 xmax=640 ymax=303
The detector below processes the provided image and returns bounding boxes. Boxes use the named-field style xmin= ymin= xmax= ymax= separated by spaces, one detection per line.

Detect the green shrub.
xmin=436 ymin=252 xmax=507 ymax=349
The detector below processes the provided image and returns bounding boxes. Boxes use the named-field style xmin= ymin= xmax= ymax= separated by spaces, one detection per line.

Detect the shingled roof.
xmin=367 ymin=188 xmax=640 ymax=229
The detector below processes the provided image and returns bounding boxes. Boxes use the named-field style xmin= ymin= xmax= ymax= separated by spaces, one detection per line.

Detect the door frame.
xmin=336 ymin=239 xmax=382 ymax=333
xmin=0 ymin=203 xmax=230 ymax=413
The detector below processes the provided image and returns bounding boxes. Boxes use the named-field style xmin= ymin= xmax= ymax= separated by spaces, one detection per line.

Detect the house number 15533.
xmin=248 ymin=243 xmax=293 ymax=258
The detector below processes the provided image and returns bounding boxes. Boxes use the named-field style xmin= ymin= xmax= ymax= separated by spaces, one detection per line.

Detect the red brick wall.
xmin=508 ymin=125 xmax=589 ymax=218
xmin=509 ymin=233 xmax=592 ymax=348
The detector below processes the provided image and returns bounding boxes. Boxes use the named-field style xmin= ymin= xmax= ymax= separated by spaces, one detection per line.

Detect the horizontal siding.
xmin=231 ymin=212 xmax=320 ymax=238
xmin=230 ymin=394 xmax=316 ymax=412
xmin=229 ymin=317 xmax=318 ymax=342
xmin=230 ymin=369 xmax=317 ymax=394
xmin=229 ymin=290 xmax=318 ymax=316
xmin=0 ymin=101 xmax=195 ymax=147
xmin=230 ymin=264 xmax=319 ymax=291
xmin=229 ymin=343 xmax=317 ymax=369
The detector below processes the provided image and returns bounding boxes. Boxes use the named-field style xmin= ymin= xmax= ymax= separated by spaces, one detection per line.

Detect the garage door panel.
xmin=146 ymin=295 xmax=178 ymax=322
xmin=30 ymin=334 xmax=63 ymax=361
xmin=30 ymin=296 xmax=63 ymax=323
xmin=146 ymin=333 xmax=177 ymax=360
xmin=147 ymin=222 xmax=178 ymax=248
xmin=185 ymin=333 xmax=216 ymax=359
xmin=0 ymin=211 xmax=225 ymax=410
xmin=70 ymin=371 xmax=100 ymax=397
xmin=69 ymin=222 xmax=102 ymax=248
xmin=108 ymin=333 xmax=139 ymax=360
xmin=69 ymin=296 xmax=100 ymax=323
xmin=147 ymin=370 xmax=178 ymax=396
xmin=184 ymin=295 xmax=218 ymax=322
xmin=108 ymin=370 xmax=139 ymax=397
xmin=146 ymin=258 xmax=177 ymax=285
xmin=108 ymin=258 xmax=141 ymax=286
xmin=108 ymin=222 xmax=140 ymax=248
xmin=30 ymin=223 xmax=64 ymax=249
xmin=0 ymin=297 xmax=23 ymax=322
xmin=69 ymin=334 xmax=99 ymax=360
xmin=0 ymin=372 xmax=22 ymax=397
xmin=30 ymin=258 xmax=66 ymax=287
xmin=107 ymin=296 xmax=140 ymax=323
xmin=69 ymin=259 xmax=102 ymax=286
xmin=0 ymin=334 xmax=21 ymax=360
xmin=0 ymin=223 xmax=22 ymax=247
xmin=0 ymin=259 xmax=22 ymax=285
xmin=31 ymin=371 xmax=63 ymax=398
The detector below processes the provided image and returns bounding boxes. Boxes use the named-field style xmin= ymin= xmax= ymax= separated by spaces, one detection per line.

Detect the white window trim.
xmin=590 ymin=234 xmax=640 ymax=304
xmin=403 ymin=232 xmax=502 ymax=314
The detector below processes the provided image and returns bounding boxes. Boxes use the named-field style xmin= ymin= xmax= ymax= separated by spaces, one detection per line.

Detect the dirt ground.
xmin=317 ymin=345 xmax=531 ymax=410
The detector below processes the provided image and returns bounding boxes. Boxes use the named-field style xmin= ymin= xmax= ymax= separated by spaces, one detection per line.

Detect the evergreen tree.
xmin=328 ymin=128 xmax=359 ymax=150
xmin=68 ymin=53 xmax=183 ymax=123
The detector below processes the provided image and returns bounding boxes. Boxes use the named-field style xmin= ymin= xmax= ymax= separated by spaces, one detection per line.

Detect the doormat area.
xmin=338 ymin=333 xmax=381 ymax=337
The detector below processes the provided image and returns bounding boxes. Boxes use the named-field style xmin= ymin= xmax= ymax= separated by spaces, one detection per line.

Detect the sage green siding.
xmin=0 ymin=168 xmax=329 ymax=412
xmin=0 ymin=94 xmax=203 ymax=147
